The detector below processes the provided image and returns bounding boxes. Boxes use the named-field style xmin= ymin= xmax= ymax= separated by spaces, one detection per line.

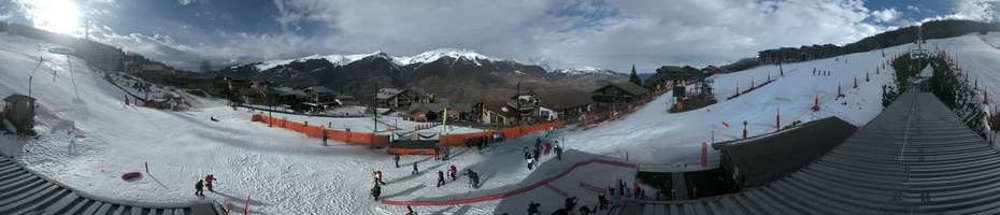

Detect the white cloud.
xmin=907 ymin=5 xmax=921 ymax=12
xmin=949 ymin=0 xmax=1000 ymax=22
xmin=872 ymin=8 xmax=900 ymax=23
xmin=177 ymin=0 xmax=196 ymax=6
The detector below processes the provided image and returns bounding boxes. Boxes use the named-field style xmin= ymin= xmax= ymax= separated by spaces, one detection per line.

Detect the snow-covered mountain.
xmin=552 ymin=66 xmax=619 ymax=76
xmin=254 ymin=48 xmax=506 ymax=71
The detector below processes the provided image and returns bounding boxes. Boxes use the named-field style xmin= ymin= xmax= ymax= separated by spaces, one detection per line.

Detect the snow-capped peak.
xmin=254 ymin=51 xmax=387 ymax=71
xmin=553 ymin=66 xmax=618 ymax=75
xmin=396 ymin=48 xmax=500 ymax=65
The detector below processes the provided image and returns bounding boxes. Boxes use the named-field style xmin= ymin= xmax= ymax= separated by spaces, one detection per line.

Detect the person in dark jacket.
xmin=412 ymin=162 xmax=419 ymax=175
xmin=436 ymin=171 xmax=445 ymax=187
xmin=527 ymin=202 xmax=541 ymax=215
xmin=406 ymin=205 xmax=416 ymax=215
xmin=598 ymin=194 xmax=609 ymax=210
xmin=564 ymin=197 xmax=578 ymax=211
xmin=371 ymin=183 xmax=381 ymax=200
xmin=394 ymin=154 xmax=401 ymax=168
xmin=194 ymin=180 xmax=204 ymax=196
xmin=554 ymin=145 xmax=563 ymax=160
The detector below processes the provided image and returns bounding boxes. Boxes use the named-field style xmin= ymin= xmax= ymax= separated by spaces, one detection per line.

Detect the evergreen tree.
xmin=629 ymin=65 xmax=641 ymax=85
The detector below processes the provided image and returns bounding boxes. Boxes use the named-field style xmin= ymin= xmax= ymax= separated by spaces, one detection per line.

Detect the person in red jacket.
xmin=204 ymin=174 xmax=217 ymax=192
xmin=448 ymin=165 xmax=458 ymax=181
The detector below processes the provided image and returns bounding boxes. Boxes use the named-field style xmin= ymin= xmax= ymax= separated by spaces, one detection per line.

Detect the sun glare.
xmin=22 ymin=0 xmax=82 ymax=36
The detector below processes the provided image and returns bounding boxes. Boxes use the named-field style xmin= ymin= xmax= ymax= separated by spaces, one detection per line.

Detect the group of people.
xmin=812 ymin=68 xmax=832 ymax=76
xmin=372 ymin=155 xmax=480 ymax=201
xmin=193 ymin=174 xmax=217 ymax=197
xmin=525 ymin=137 xmax=564 ymax=170
xmin=526 ymin=196 xmax=603 ymax=215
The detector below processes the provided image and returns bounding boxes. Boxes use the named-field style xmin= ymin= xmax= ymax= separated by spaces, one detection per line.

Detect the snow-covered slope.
xmin=561 ymin=39 xmax=912 ymax=167
xmin=0 ymin=32 xmax=623 ymax=214
xmin=254 ymin=51 xmax=386 ymax=71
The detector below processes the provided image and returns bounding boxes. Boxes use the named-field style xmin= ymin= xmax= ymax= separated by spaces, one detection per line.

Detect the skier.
xmin=598 ymin=194 xmax=608 ymax=210
xmin=533 ymin=148 xmax=540 ymax=161
xmin=523 ymin=147 xmax=532 ymax=160
xmin=527 ymin=157 xmax=535 ymax=170
xmin=436 ymin=171 xmax=445 ymax=187
xmin=371 ymin=183 xmax=382 ymax=200
xmin=544 ymin=142 xmax=552 ymax=155
xmin=448 ymin=165 xmax=458 ymax=181
xmin=471 ymin=171 xmax=480 ymax=189
xmin=467 ymin=169 xmax=475 ymax=187
xmin=194 ymin=180 xmax=205 ymax=197
xmin=554 ymin=144 xmax=563 ymax=161
xmin=564 ymin=197 xmax=578 ymax=212
xmin=412 ymin=162 xmax=419 ymax=175
xmin=527 ymin=202 xmax=541 ymax=215
xmin=322 ymin=131 xmax=328 ymax=146
xmin=618 ymin=179 xmax=625 ymax=196
xmin=204 ymin=174 xmax=217 ymax=192
xmin=394 ymin=154 xmax=401 ymax=168
xmin=374 ymin=170 xmax=386 ymax=185
xmin=406 ymin=205 xmax=417 ymax=215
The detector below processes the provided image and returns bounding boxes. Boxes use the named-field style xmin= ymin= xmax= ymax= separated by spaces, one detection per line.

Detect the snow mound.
xmin=552 ymin=66 xmax=618 ymax=75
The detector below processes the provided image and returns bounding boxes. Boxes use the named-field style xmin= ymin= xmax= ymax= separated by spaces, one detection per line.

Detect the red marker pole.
xmin=245 ymin=195 xmax=251 ymax=215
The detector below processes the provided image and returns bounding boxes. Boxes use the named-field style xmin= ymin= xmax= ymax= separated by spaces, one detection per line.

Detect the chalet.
xmin=592 ymin=81 xmax=649 ymax=108
xmin=540 ymin=93 xmax=593 ymax=121
xmin=377 ymin=88 xmax=412 ymax=109
xmin=2 ymin=94 xmax=36 ymax=134
xmin=304 ymin=86 xmax=338 ymax=104
xmin=273 ymin=87 xmax=309 ymax=111
xmin=408 ymin=102 xmax=473 ymax=122
xmin=502 ymin=90 xmax=541 ymax=124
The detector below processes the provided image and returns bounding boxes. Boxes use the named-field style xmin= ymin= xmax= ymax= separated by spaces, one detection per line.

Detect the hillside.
xmin=217 ymin=49 xmax=626 ymax=106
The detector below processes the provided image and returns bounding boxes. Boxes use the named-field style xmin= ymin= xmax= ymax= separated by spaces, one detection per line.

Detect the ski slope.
xmin=562 ymin=41 xmax=909 ymax=166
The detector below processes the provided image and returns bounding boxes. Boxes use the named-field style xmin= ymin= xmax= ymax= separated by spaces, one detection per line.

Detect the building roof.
xmin=377 ymin=88 xmax=406 ymax=99
xmin=539 ymin=90 xmax=593 ymax=110
xmin=3 ymin=94 xmax=35 ymax=103
xmin=274 ymin=87 xmax=307 ymax=97
xmin=409 ymin=102 xmax=473 ymax=113
xmin=596 ymin=81 xmax=649 ymax=96
xmin=305 ymin=86 xmax=336 ymax=94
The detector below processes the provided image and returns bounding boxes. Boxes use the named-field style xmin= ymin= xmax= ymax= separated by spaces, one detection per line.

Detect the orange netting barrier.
xmin=252 ymin=114 xmax=389 ymax=146
xmin=437 ymin=121 xmax=567 ymax=146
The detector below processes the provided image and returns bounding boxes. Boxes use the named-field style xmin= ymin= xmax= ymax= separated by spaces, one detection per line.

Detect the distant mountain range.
xmin=218 ymin=49 xmax=626 ymax=107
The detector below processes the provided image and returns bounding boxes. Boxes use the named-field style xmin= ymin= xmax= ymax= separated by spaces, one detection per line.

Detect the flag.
xmin=721 ymin=121 xmax=730 ymax=129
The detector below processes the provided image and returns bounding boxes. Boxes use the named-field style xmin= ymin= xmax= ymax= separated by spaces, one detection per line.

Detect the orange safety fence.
xmin=252 ymin=114 xmax=389 ymax=146
xmin=437 ymin=121 xmax=567 ymax=146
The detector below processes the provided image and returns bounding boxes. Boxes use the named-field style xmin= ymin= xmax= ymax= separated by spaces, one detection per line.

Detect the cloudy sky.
xmin=1 ymin=0 xmax=998 ymax=73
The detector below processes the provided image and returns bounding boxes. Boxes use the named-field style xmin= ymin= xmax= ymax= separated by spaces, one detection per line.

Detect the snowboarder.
xmin=394 ymin=154 xmax=401 ymax=168
xmin=194 ymin=180 xmax=205 ymax=197
xmin=527 ymin=202 xmax=541 ymax=215
xmin=371 ymin=183 xmax=382 ymax=200
xmin=448 ymin=165 xmax=458 ymax=181
xmin=554 ymin=145 xmax=563 ymax=160
xmin=436 ymin=171 xmax=445 ymax=187
xmin=527 ymin=158 xmax=535 ymax=170
xmin=204 ymin=174 xmax=217 ymax=192
xmin=210 ymin=116 xmax=219 ymax=122
xmin=406 ymin=205 xmax=417 ymax=215
xmin=412 ymin=162 xmax=419 ymax=175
